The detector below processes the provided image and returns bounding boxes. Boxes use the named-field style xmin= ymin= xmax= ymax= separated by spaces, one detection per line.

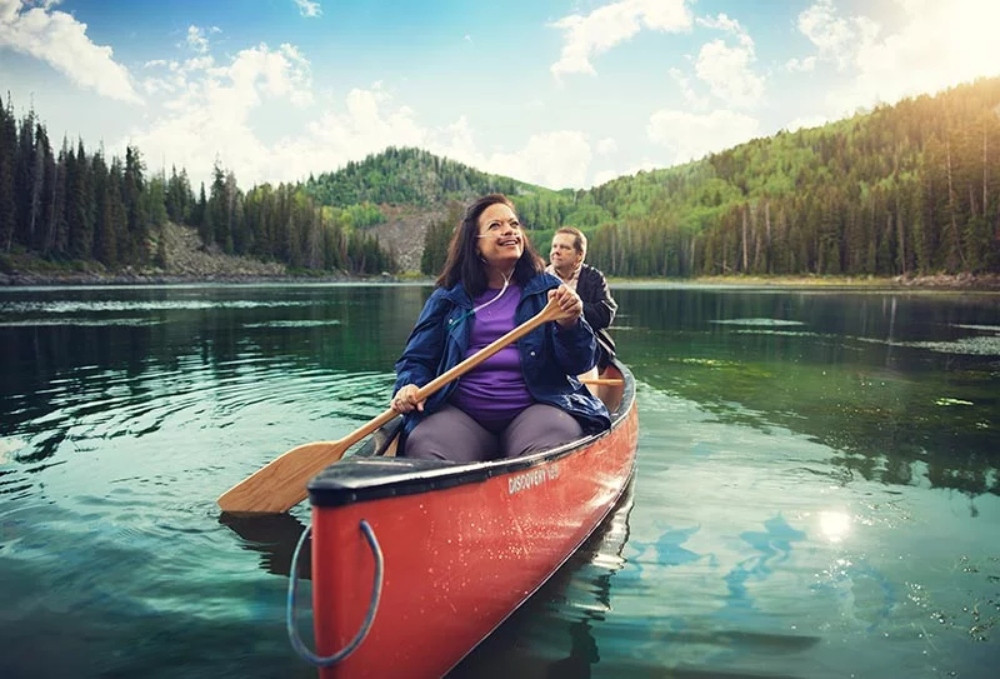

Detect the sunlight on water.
xmin=242 ymin=320 xmax=343 ymax=328
xmin=818 ymin=510 xmax=852 ymax=543
xmin=711 ymin=318 xmax=806 ymax=326
xmin=0 ymin=437 xmax=27 ymax=463
xmin=908 ymin=335 xmax=1000 ymax=356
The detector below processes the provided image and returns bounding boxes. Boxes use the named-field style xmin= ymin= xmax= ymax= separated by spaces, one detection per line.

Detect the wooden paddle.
xmin=217 ymin=296 xmax=570 ymax=514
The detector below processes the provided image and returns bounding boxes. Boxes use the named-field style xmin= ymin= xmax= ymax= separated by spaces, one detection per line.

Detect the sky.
xmin=2 ymin=0 xmax=999 ymax=192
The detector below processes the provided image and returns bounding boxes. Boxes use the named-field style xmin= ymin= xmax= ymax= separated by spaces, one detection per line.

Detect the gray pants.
xmin=404 ymin=403 xmax=583 ymax=462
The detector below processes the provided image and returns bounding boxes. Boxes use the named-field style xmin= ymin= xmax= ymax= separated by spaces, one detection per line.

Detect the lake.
xmin=1 ymin=283 xmax=998 ymax=678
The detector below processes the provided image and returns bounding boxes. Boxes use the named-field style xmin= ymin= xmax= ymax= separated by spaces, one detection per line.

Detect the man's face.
xmin=550 ymin=233 xmax=583 ymax=273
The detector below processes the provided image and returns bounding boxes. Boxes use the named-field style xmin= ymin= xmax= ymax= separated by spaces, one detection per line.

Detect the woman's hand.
xmin=549 ymin=284 xmax=583 ymax=328
xmin=391 ymin=384 xmax=425 ymax=413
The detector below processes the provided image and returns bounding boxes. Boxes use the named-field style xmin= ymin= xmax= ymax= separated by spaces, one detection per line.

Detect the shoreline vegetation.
xmin=2 ymin=221 xmax=998 ymax=291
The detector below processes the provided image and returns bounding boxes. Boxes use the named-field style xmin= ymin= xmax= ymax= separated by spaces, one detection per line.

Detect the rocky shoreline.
xmin=0 ymin=222 xmax=378 ymax=286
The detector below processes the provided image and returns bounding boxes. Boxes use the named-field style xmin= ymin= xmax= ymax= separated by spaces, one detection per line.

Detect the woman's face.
xmin=549 ymin=232 xmax=583 ymax=273
xmin=476 ymin=202 xmax=524 ymax=270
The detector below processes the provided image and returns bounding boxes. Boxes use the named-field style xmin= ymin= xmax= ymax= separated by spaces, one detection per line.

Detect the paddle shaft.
xmin=579 ymin=378 xmax=624 ymax=386
xmin=217 ymin=296 xmax=567 ymax=514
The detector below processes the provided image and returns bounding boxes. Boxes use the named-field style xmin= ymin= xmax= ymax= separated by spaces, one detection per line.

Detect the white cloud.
xmin=130 ymin=30 xmax=598 ymax=193
xmin=596 ymin=137 xmax=618 ymax=155
xmin=795 ymin=0 xmax=1000 ymax=119
xmin=695 ymin=12 xmax=742 ymax=35
xmin=785 ymin=56 xmax=816 ymax=73
xmin=0 ymin=0 xmax=142 ymax=103
xmin=549 ymin=0 xmax=693 ymax=77
xmin=430 ymin=122 xmax=594 ymax=190
xmin=669 ymin=67 xmax=709 ymax=108
xmin=186 ymin=25 xmax=218 ymax=55
xmin=483 ymin=130 xmax=593 ymax=190
xmin=647 ymin=108 xmax=760 ymax=165
xmin=130 ymin=43 xmax=317 ymax=187
xmin=293 ymin=0 xmax=322 ymax=18
xmin=695 ymin=38 xmax=764 ymax=107
xmin=692 ymin=14 xmax=763 ymax=108
xmin=303 ymin=86 xmax=427 ymax=154
xmin=848 ymin=0 xmax=1000 ymax=105
xmin=796 ymin=0 xmax=876 ymax=70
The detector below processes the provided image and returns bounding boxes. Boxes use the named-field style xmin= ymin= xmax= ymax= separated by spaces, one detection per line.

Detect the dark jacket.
xmin=393 ymin=273 xmax=612 ymax=438
xmin=576 ymin=264 xmax=617 ymax=369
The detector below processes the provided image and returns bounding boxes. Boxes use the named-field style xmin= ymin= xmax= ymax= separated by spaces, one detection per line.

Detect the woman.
xmin=391 ymin=194 xmax=611 ymax=462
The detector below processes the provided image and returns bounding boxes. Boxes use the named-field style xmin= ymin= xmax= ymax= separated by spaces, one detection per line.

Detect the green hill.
xmin=303 ymin=146 xmax=548 ymax=207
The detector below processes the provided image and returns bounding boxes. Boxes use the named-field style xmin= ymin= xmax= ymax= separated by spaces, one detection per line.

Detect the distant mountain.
xmin=303 ymin=146 xmax=556 ymax=207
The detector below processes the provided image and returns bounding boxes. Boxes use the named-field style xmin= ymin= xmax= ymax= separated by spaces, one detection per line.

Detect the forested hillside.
xmin=406 ymin=77 xmax=1000 ymax=280
xmin=0 ymin=100 xmax=395 ymax=278
xmin=2 ymin=76 xmax=999 ymax=281
xmin=304 ymin=147 xmax=535 ymax=206
xmin=579 ymin=77 xmax=1000 ymax=277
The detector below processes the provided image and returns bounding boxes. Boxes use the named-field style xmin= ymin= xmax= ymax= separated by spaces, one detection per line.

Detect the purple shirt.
xmin=450 ymin=285 xmax=533 ymax=429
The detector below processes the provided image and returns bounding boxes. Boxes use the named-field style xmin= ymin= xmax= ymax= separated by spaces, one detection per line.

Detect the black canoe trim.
xmin=307 ymin=362 xmax=636 ymax=508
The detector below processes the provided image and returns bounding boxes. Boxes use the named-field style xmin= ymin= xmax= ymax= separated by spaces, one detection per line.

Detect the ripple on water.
xmin=0 ymin=299 xmax=319 ymax=314
xmin=711 ymin=318 xmax=806 ymax=327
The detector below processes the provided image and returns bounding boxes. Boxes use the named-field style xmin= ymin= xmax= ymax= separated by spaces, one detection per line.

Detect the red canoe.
xmin=289 ymin=361 xmax=638 ymax=678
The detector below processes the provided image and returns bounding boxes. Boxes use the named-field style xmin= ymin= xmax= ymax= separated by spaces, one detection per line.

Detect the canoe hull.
xmin=308 ymin=365 xmax=638 ymax=678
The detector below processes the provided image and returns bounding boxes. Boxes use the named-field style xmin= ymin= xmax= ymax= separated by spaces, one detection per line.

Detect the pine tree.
xmin=66 ymin=140 xmax=95 ymax=260
xmin=0 ymin=96 xmax=17 ymax=252
xmin=34 ymin=122 xmax=55 ymax=252
xmin=123 ymin=145 xmax=148 ymax=264
xmin=92 ymin=151 xmax=117 ymax=267
xmin=14 ymin=111 xmax=36 ymax=247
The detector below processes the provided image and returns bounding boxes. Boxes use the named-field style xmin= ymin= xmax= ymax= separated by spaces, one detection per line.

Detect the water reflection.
xmin=613 ymin=287 xmax=1000 ymax=498
xmin=219 ymin=512 xmax=310 ymax=580
xmin=0 ymin=286 xmax=425 ymax=483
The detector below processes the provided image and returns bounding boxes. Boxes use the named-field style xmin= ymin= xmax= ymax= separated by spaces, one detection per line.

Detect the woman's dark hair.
xmin=436 ymin=193 xmax=544 ymax=295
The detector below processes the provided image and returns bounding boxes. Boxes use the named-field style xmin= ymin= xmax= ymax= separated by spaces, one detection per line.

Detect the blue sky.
xmin=2 ymin=0 xmax=998 ymax=191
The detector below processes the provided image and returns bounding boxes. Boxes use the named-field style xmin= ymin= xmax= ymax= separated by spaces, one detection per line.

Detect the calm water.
xmin=1 ymin=283 xmax=998 ymax=678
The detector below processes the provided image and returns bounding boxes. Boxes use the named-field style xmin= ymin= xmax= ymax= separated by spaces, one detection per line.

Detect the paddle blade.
xmin=217 ymin=440 xmax=349 ymax=514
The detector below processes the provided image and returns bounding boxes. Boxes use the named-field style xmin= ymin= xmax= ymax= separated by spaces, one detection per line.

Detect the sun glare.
xmin=819 ymin=510 xmax=852 ymax=543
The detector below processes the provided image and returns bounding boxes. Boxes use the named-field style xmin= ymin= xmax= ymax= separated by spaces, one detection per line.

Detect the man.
xmin=547 ymin=227 xmax=617 ymax=371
